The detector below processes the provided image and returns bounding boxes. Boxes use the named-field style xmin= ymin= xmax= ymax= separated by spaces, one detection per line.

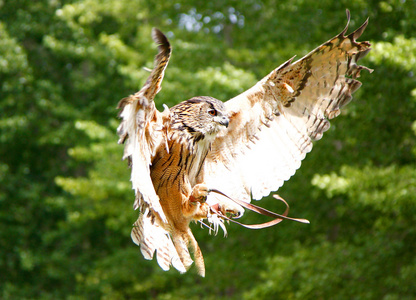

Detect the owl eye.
xmin=208 ymin=109 xmax=218 ymax=116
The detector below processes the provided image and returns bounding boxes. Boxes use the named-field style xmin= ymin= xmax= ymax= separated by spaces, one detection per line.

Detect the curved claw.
xmin=206 ymin=190 xmax=245 ymax=220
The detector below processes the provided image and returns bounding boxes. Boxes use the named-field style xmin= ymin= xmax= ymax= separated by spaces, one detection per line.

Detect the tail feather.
xmin=131 ymin=211 xmax=207 ymax=276
xmin=131 ymin=212 xmax=187 ymax=273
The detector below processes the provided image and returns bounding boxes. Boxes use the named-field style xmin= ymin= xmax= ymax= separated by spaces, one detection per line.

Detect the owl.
xmin=117 ymin=10 xmax=372 ymax=276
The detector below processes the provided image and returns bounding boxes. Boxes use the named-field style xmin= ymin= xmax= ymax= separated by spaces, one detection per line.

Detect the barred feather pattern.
xmin=205 ymin=11 xmax=372 ymax=203
xmin=131 ymin=211 xmax=187 ymax=273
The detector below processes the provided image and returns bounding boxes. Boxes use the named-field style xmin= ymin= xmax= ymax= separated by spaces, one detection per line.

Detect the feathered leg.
xmin=187 ymin=228 xmax=205 ymax=277
xmin=172 ymin=228 xmax=206 ymax=277
xmin=171 ymin=230 xmax=194 ymax=271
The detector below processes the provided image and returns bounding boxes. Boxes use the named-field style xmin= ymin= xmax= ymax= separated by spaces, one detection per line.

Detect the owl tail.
xmin=131 ymin=211 xmax=187 ymax=273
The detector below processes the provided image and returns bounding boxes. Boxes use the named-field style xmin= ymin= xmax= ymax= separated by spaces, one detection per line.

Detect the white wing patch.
xmin=205 ymin=13 xmax=372 ymax=207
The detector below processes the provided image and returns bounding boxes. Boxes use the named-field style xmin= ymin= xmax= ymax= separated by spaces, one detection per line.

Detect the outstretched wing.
xmin=117 ymin=28 xmax=171 ymax=219
xmin=205 ymin=12 xmax=372 ymax=204
xmin=118 ymin=29 xmax=186 ymax=272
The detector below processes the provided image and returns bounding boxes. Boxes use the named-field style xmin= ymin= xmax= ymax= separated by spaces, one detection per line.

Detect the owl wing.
xmin=117 ymin=28 xmax=170 ymax=220
xmin=205 ymin=12 xmax=372 ymax=206
xmin=118 ymin=29 xmax=186 ymax=272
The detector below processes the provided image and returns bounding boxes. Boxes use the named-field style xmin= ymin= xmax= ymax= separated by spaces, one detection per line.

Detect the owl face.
xmin=172 ymin=96 xmax=229 ymax=137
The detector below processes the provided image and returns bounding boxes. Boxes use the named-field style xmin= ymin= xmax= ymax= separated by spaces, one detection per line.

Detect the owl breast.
xmin=149 ymin=129 xmax=214 ymax=226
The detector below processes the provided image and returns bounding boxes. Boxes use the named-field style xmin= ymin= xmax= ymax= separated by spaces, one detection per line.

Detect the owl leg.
xmin=187 ymin=228 xmax=205 ymax=277
xmin=172 ymin=228 xmax=206 ymax=277
xmin=182 ymin=183 xmax=210 ymax=219
xmin=171 ymin=230 xmax=194 ymax=271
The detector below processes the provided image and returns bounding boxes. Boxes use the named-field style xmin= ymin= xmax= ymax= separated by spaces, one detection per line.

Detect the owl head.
xmin=171 ymin=96 xmax=229 ymax=138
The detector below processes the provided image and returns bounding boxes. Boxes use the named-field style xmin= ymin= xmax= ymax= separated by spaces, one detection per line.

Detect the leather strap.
xmin=208 ymin=189 xmax=309 ymax=229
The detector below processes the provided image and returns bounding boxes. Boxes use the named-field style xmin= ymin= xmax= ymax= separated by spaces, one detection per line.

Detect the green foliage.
xmin=1 ymin=0 xmax=416 ymax=299
xmin=247 ymin=165 xmax=416 ymax=299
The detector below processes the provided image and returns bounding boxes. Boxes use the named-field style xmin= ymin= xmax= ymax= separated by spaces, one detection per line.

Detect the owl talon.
xmin=190 ymin=183 xmax=209 ymax=204
xmin=210 ymin=203 xmax=243 ymax=219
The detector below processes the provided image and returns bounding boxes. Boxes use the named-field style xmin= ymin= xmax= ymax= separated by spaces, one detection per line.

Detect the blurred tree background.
xmin=1 ymin=0 xmax=416 ymax=299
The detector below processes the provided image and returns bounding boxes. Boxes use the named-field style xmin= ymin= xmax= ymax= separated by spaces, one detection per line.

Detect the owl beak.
xmin=215 ymin=116 xmax=229 ymax=128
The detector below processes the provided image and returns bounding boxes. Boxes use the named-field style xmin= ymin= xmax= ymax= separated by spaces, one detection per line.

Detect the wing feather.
xmin=205 ymin=12 xmax=372 ymax=204
xmin=117 ymin=28 xmax=172 ymax=222
xmin=119 ymin=29 xmax=193 ymax=273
